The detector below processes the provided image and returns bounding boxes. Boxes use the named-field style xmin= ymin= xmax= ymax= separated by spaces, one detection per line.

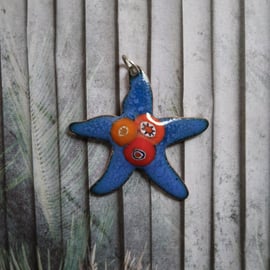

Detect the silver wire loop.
xmin=122 ymin=55 xmax=141 ymax=77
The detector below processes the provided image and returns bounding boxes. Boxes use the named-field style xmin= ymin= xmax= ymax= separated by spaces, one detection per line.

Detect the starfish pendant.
xmin=69 ymin=56 xmax=208 ymax=200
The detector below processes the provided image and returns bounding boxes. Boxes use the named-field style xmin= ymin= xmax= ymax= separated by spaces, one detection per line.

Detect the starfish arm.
xmin=144 ymin=147 xmax=189 ymax=200
xmin=122 ymin=72 xmax=153 ymax=118
xmin=160 ymin=117 xmax=209 ymax=146
xmin=90 ymin=147 xmax=135 ymax=195
xmin=69 ymin=115 xmax=116 ymax=141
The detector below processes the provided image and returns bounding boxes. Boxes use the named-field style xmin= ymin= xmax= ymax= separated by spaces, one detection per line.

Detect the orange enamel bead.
xmin=124 ymin=137 xmax=156 ymax=166
xmin=110 ymin=118 xmax=137 ymax=146
xmin=135 ymin=113 xmax=165 ymax=144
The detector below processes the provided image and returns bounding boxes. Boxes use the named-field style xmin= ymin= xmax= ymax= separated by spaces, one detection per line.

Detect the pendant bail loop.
xmin=122 ymin=55 xmax=141 ymax=77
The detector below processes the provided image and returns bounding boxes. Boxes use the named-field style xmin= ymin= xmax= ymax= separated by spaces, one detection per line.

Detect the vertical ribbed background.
xmin=0 ymin=0 xmax=269 ymax=269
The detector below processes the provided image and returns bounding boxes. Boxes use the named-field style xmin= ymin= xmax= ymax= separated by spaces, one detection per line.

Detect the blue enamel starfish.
xmin=69 ymin=56 xmax=208 ymax=200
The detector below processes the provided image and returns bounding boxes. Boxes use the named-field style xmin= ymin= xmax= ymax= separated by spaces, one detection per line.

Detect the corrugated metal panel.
xmin=0 ymin=0 xmax=269 ymax=269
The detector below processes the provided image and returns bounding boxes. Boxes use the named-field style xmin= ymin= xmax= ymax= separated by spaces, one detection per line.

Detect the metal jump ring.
xmin=122 ymin=55 xmax=141 ymax=77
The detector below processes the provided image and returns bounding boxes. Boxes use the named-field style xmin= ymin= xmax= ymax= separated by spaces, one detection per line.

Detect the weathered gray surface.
xmin=56 ymin=0 xmax=89 ymax=267
xmin=0 ymin=0 xmax=36 ymax=267
xmin=0 ymin=1 xmax=269 ymax=269
xmin=245 ymin=1 xmax=270 ymax=269
xmin=212 ymin=1 xmax=243 ymax=269
xmin=183 ymin=1 xmax=212 ymax=269
xmin=27 ymin=1 xmax=62 ymax=267
xmin=0 ymin=44 xmax=6 ymax=249
xmin=86 ymin=0 xmax=121 ymax=268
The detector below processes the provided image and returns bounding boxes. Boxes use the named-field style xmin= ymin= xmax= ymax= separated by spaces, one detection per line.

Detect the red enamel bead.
xmin=135 ymin=113 xmax=165 ymax=144
xmin=124 ymin=137 xmax=156 ymax=166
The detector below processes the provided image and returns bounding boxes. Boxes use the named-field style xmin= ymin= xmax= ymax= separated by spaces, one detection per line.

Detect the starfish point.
xmin=69 ymin=56 xmax=208 ymax=200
